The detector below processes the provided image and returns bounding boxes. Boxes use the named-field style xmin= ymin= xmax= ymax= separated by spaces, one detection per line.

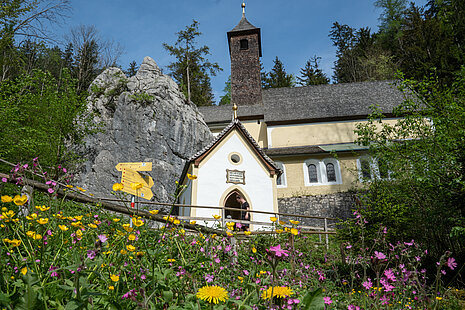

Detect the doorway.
xmin=224 ymin=191 xmax=242 ymax=221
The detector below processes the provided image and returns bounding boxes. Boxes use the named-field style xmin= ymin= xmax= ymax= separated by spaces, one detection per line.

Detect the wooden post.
xmin=324 ymin=218 xmax=329 ymax=250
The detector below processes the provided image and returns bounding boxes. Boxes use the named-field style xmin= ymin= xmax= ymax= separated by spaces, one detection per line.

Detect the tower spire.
xmin=242 ymin=2 xmax=246 ymax=16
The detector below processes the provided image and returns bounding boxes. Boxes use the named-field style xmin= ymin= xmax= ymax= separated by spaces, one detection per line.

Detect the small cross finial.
xmin=233 ymin=103 xmax=238 ymax=120
xmin=242 ymin=2 xmax=246 ymax=15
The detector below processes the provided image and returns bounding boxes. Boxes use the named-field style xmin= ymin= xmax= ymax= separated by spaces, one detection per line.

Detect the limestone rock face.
xmin=75 ymin=56 xmax=212 ymax=204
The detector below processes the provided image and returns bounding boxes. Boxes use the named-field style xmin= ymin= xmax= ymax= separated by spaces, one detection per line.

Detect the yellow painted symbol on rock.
xmin=116 ymin=162 xmax=154 ymax=200
xmin=115 ymin=162 xmax=152 ymax=172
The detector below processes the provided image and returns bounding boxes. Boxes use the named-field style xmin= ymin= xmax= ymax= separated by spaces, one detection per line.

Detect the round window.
xmin=230 ymin=154 xmax=241 ymax=163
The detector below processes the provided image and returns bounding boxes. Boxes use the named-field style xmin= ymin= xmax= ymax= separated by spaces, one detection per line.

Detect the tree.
xmin=262 ymin=56 xmax=295 ymax=89
xmin=350 ymin=70 xmax=465 ymax=258
xmin=125 ymin=60 xmax=138 ymax=77
xmin=163 ymin=20 xmax=222 ymax=106
xmin=66 ymin=25 xmax=124 ymax=94
xmin=0 ymin=0 xmax=69 ymax=81
xmin=297 ymin=56 xmax=329 ymax=86
xmin=218 ymin=76 xmax=231 ymax=105
xmin=0 ymin=69 xmax=94 ymax=169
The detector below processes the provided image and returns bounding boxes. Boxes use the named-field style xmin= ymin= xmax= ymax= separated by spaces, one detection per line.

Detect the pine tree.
xmin=297 ymin=56 xmax=329 ymax=86
xmin=262 ymin=57 xmax=295 ymax=89
xmin=125 ymin=60 xmax=138 ymax=77
xmin=218 ymin=76 xmax=231 ymax=105
xmin=163 ymin=20 xmax=222 ymax=106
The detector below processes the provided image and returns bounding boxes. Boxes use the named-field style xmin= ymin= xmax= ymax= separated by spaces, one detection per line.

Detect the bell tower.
xmin=227 ymin=2 xmax=262 ymax=106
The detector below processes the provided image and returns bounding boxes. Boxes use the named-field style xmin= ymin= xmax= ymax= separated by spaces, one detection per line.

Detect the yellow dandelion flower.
xmin=26 ymin=213 xmax=37 ymax=220
xmin=270 ymin=217 xmax=278 ymax=222
xmin=75 ymin=230 xmax=83 ymax=239
xmin=289 ymin=220 xmax=300 ymax=225
xmin=126 ymin=245 xmax=136 ymax=252
xmin=88 ymin=223 xmax=97 ymax=229
xmin=112 ymin=183 xmax=124 ymax=192
xmin=196 ymin=285 xmax=228 ymax=304
xmin=131 ymin=217 xmax=144 ymax=227
xmin=173 ymin=219 xmax=180 ymax=225
xmin=279 ymin=220 xmax=286 ymax=225
xmin=122 ymin=224 xmax=133 ymax=232
xmin=149 ymin=209 xmax=159 ymax=215
xmin=244 ymin=231 xmax=252 ymax=236
xmin=290 ymin=228 xmax=299 ymax=236
xmin=33 ymin=234 xmax=42 ymax=240
xmin=26 ymin=231 xmax=35 ymax=238
xmin=167 ymin=258 xmax=176 ymax=263
xmin=113 ymin=218 xmax=121 ymax=222
xmin=35 ymin=205 xmax=50 ymax=212
xmin=179 ymin=229 xmax=185 ymax=235
xmin=276 ymin=229 xmax=283 ymax=234
xmin=59 ymin=225 xmax=69 ymax=231
xmin=436 ymin=297 xmax=442 ymax=300
xmin=10 ymin=240 xmax=20 ymax=247
xmin=71 ymin=221 xmax=82 ymax=227
xmin=120 ymin=249 xmax=127 ymax=255
xmin=252 ymin=247 xmax=257 ymax=253
xmin=130 ymin=182 xmax=143 ymax=190
xmin=284 ymin=227 xmax=291 ymax=232
xmin=21 ymin=267 xmax=28 ymax=275
xmin=128 ymin=234 xmax=136 ymax=241
xmin=187 ymin=173 xmax=197 ymax=180
xmin=262 ymin=286 xmax=293 ymax=300
xmin=1 ymin=195 xmax=13 ymax=203
xmin=75 ymin=215 xmax=83 ymax=221
xmin=13 ymin=195 xmax=28 ymax=206
xmin=211 ymin=234 xmax=217 ymax=239
xmin=37 ymin=218 xmax=49 ymax=225
xmin=190 ymin=221 xmax=197 ymax=225
xmin=136 ymin=251 xmax=144 ymax=257
xmin=110 ymin=274 xmax=120 ymax=282
xmin=212 ymin=215 xmax=221 ymax=220
xmin=108 ymin=285 xmax=115 ymax=290
xmin=238 ymin=276 xmax=244 ymax=283
xmin=65 ymin=185 xmax=73 ymax=188
xmin=226 ymin=231 xmax=233 ymax=237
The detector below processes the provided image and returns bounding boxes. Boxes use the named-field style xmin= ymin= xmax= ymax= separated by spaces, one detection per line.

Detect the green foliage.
xmin=218 ymin=76 xmax=231 ymax=105
xmin=128 ymin=92 xmax=154 ymax=105
xmin=297 ymin=56 xmax=329 ymax=86
xmin=163 ymin=20 xmax=222 ymax=106
xmin=0 ymin=69 xmax=94 ymax=170
xmin=262 ymin=57 xmax=295 ymax=89
xmin=350 ymin=70 xmax=465 ymax=259
xmin=125 ymin=60 xmax=138 ymax=77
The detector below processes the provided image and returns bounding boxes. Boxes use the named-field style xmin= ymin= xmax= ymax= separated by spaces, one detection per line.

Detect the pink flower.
xmin=268 ymin=244 xmax=289 ymax=257
xmin=47 ymin=188 xmax=54 ymax=194
xmin=446 ymin=257 xmax=457 ymax=270
xmin=1 ymin=177 xmax=7 ymax=183
xmin=348 ymin=305 xmax=360 ymax=310
xmin=323 ymin=296 xmax=332 ymax=305
xmin=384 ymin=269 xmax=396 ymax=282
xmin=362 ymin=278 xmax=372 ymax=290
xmin=98 ymin=234 xmax=108 ymax=243
xmin=374 ymin=251 xmax=386 ymax=260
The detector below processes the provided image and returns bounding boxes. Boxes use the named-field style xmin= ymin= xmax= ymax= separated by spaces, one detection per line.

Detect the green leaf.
xmin=301 ymin=288 xmax=324 ymax=310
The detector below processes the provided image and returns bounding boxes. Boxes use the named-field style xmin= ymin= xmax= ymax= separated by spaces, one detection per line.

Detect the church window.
xmin=326 ymin=163 xmax=336 ymax=182
xmin=308 ymin=164 xmax=318 ymax=183
xmin=357 ymin=156 xmax=390 ymax=181
xmin=240 ymin=39 xmax=248 ymax=50
xmin=275 ymin=161 xmax=286 ymax=187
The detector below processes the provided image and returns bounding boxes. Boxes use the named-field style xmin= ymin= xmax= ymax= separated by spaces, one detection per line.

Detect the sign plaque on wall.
xmin=226 ymin=169 xmax=245 ymax=185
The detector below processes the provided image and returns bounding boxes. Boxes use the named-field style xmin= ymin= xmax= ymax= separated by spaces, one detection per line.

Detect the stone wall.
xmin=278 ymin=192 xmax=356 ymax=228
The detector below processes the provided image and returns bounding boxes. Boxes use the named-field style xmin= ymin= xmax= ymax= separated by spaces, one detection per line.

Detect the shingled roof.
xmin=199 ymin=80 xmax=406 ymax=125
xmin=179 ymin=119 xmax=281 ymax=182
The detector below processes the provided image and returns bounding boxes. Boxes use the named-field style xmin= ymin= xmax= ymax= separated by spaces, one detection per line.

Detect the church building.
xmin=178 ymin=3 xmax=405 ymax=229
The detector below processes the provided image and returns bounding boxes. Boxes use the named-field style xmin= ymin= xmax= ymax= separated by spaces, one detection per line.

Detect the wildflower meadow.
xmin=0 ymin=160 xmax=464 ymax=309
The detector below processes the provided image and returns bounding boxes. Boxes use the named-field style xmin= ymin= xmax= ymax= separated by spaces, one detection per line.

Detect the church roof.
xmin=199 ymin=80 xmax=406 ymax=125
xmin=180 ymin=119 xmax=281 ymax=181
xmin=229 ymin=15 xmax=259 ymax=32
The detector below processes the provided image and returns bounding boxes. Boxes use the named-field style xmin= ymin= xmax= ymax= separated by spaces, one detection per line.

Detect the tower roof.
xmin=227 ymin=3 xmax=262 ymax=56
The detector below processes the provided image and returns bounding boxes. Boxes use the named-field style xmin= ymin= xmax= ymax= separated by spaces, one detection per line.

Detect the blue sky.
xmin=60 ymin=0 xmax=428 ymax=103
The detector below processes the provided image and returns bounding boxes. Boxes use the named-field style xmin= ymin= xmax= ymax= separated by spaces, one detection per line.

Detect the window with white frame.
xmin=275 ymin=161 xmax=286 ymax=187
xmin=357 ymin=156 xmax=390 ymax=181
xmin=303 ymin=158 xmax=342 ymax=186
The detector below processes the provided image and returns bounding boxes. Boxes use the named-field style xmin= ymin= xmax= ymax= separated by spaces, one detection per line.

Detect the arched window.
xmin=326 ymin=163 xmax=336 ymax=182
xmin=308 ymin=164 xmax=318 ymax=183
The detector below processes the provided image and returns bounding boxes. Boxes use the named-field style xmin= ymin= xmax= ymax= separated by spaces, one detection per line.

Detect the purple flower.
xmin=1 ymin=177 xmax=7 ymax=183
xmin=362 ymin=278 xmax=373 ymax=290
xmin=384 ymin=269 xmax=396 ymax=282
xmin=374 ymin=251 xmax=386 ymax=260
xmin=268 ymin=244 xmax=289 ymax=257
xmin=87 ymin=250 xmax=96 ymax=260
xmin=204 ymin=274 xmax=214 ymax=283
xmin=446 ymin=257 xmax=457 ymax=270
xmin=323 ymin=296 xmax=332 ymax=305
xmin=380 ymin=278 xmax=395 ymax=292
xmin=97 ymin=234 xmax=108 ymax=243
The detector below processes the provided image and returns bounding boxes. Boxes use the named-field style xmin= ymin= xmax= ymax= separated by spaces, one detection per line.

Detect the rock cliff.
xmin=75 ymin=56 xmax=212 ymax=204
